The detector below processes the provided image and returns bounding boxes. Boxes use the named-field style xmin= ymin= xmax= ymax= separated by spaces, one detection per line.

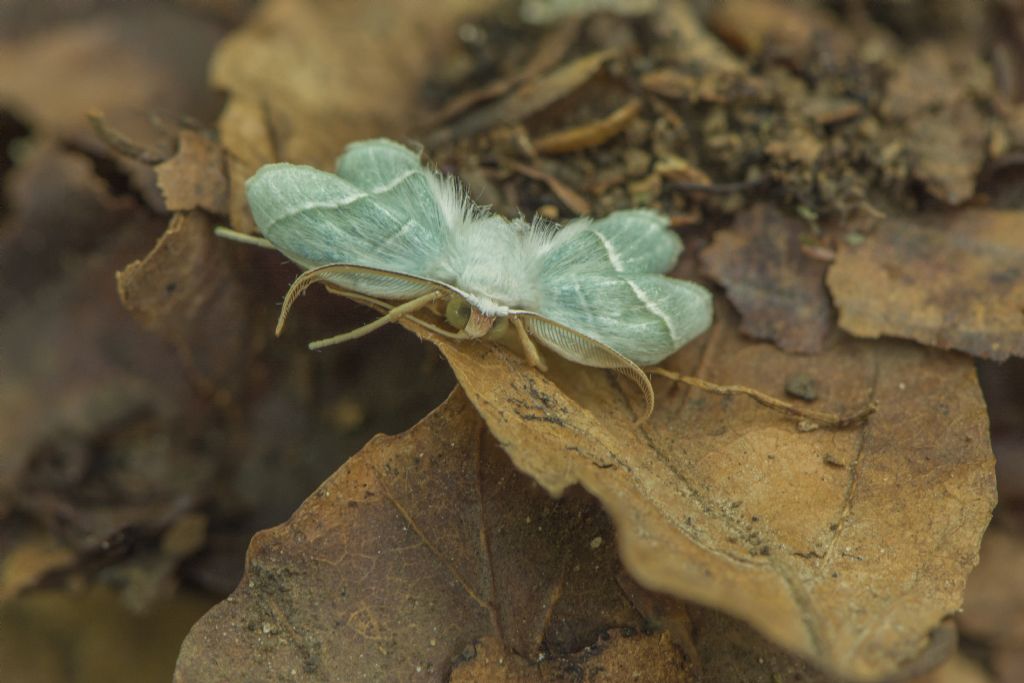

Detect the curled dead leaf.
xmin=450 ymin=631 xmax=683 ymax=682
xmin=423 ymin=20 xmax=580 ymax=128
xmin=708 ymin=0 xmax=854 ymax=64
xmin=210 ymin=0 xmax=497 ymax=230
xmin=533 ymin=98 xmax=642 ymax=155
xmin=174 ymin=390 xmax=655 ymax=681
xmin=0 ymin=531 xmax=76 ymax=603
xmin=0 ymin=4 xmax=223 ymax=142
xmin=508 ymin=161 xmax=592 ymax=215
xmin=116 ymin=212 xmax=252 ymax=392
xmin=154 ymin=130 xmax=229 ymax=214
xmin=429 ymin=49 xmax=618 ymax=144
xmin=0 ymin=212 xmax=189 ymax=514
xmin=210 ymin=0 xmax=496 ymax=168
xmin=413 ymin=306 xmax=994 ymax=681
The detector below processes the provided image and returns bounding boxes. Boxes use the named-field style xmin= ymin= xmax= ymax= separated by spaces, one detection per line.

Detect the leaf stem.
xmin=649 ymin=367 xmax=876 ymax=430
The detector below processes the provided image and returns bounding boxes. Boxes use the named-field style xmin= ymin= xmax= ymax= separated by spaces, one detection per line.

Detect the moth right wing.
xmin=519 ymin=313 xmax=655 ymax=420
xmin=541 ymin=209 xmax=683 ymax=276
xmin=534 ymin=272 xmax=713 ymax=367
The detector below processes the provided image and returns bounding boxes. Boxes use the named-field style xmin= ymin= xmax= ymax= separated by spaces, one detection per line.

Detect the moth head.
xmin=445 ymin=294 xmax=509 ymax=340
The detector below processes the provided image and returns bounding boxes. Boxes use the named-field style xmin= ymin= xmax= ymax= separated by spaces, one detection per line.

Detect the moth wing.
xmin=542 ymin=210 xmax=683 ymax=275
xmin=279 ymin=264 xmax=445 ymax=327
xmin=303 ymin=263 xmax=442 ymax=300
xmin=246 ymin=163 xmax=451 ymax=287
xmin=335 ymin=138 xmax=465 ymax=237
xmin=334 ymin=138 xmax=421 ymax=188
xmin=535 ymin=273 xmax=712 ymax=366
xmin=520 ymin=313 xmax=654 ymax=419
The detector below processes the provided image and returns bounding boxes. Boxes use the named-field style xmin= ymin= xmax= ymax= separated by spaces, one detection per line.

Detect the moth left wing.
xmin=246 ymin=163 xmax=450 ymax=286
xmin=541 ymin=210 xmax=683 ymax=276
xmin=276 ymin=263 xmax=453 ymax=334
xmin=534 ymin=272 xmax=712 ymax=367
xmin=334 ymin=138 xmax=468 ymax=241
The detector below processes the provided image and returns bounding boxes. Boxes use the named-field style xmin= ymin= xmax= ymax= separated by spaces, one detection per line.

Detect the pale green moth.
xmin=219 ymin=138 xmax=713 ymax=419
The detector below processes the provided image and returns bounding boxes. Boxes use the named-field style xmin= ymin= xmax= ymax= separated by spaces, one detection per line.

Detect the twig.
xmin=649 ymin=367 xmax=876 ymax=430
xmin=87 ymin=111 xmax=170 ymax=164
xmin=665 ymin=178 xmax=767 ymax=194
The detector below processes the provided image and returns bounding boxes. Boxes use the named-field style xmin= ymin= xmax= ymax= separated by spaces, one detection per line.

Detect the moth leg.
xmin=309 ymin=290 xmax=444 ymax=350
xmin=213 ymin=226 xmax=276 ymax=249
xmin=511 ymin=317 xmax=548 ymax=371
xmin=323 ymin=285 xmax=470 ymax=340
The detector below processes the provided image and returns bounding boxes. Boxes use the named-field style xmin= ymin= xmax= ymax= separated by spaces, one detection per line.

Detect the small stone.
xmin=537 ymin=204 xmax=560 ymax=220
xmin=823 ymin=453 xmax=846 ymax=468
xmin=785 ymin=372 xmax=818 ymax=401
xmin=627 ymin=172 xmax=662 ymax=204
xmin=622 ymin=148 xmax=652 ymax=178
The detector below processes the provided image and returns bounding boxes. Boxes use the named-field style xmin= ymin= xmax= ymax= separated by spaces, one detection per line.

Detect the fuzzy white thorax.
xmin=424 ymin=173 xmax=558 ymax=316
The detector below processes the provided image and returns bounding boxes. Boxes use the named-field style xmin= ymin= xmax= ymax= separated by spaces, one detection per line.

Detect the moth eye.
xmin=445 ymin=296 xmax=473 ymax=330
xmin=485 ymin=316 xmax=509 ymax=340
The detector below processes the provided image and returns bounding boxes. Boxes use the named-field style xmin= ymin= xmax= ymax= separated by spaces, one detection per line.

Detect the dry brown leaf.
xmin=640 ymin=68 xmax=699 ymax=100
xmin=708 ymin=0 xmax=854 ymax=64
xmin=450 ymin=631 xmax=685 ymax=682
xmin=0 ymin=219 xmax=189 ymax=514
xmin=960 ymin=528 xmax=1024 ymax=650
xmin=209 ymin=0 xmax=495 ymax=232
xmin=0 ymin=5 xmax=222 ymax=141
xmin=650 ymin=2 xmax=743 ymax=71
xmin=994 ymin=649 xmax=1024 ymax=683
xmin=0 ymin=4 xmax=224 ymax=209
xmin=423 ymin=19 xmax=580 ymax=128
xmin=432 ymin=49 xmax=617 ymax=144
xmin=701 ymin=204 xmax=834 ymax=354
xmin=617 ymin=572 xmax=836 ymax=682
xmin=210 ymin=0 xmax=495 ymax=168
xmin=881 ymin=44 xmax=983 ymax=122
xmin=154 ymin=130 xmax=229 ymax=214
xmin=117 ymin=211 xmax=251 ymax=392
xmin=911 ymin=654 xmax=993 ymax=683
xmin=174 ymin=390 xmax=655 ymax=681
xmin=957 ymin=528 xmax=1024 ymax=683
xmin=0 ymin=143 xmax=139 ymax=301
xmin=509 ymin=161 xmax=592 ymax=215
xmin=415 ymin=306 xmax=994 ymax=681
xmin=533 ymin=97 xmax=642 ymax=155
xmin=0 ymin=585 xmax=214 ymax=683
xmin=827 ymin=209 xmax=1024 ymax=361
xmin=0 ymin=530 xmax=76 ymax=602
xmin=0 ymin=140 xmax=222 ymax=606
xmin=881 ymin=44 xmax=992 ymax=205
xmin=905 ymin=102 xmax=988 ymax=206
xmin=521 ymin=0 xmax=657 ymax=25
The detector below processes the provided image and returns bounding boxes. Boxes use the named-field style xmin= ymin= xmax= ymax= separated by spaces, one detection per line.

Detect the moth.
xmin=219 ymin=138 xmax=713 ymax=419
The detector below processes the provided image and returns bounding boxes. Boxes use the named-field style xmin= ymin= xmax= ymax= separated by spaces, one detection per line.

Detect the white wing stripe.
xmin=593 ymin=231 xmax=624 ymax=271
xmin=368 ymin=168 xmax=417 ymax=195
xmin=266 ymin=195 xmax=369 ymax=230
xmin=626 ymin=280 xmax=678 ymax=341
xmin=573 ymin=281 xmax=595 ymax=320
xmin=377 ymin=218 xmax=417 ymax=249
xmin=266 ymin=169 xmax=418 ymax=231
